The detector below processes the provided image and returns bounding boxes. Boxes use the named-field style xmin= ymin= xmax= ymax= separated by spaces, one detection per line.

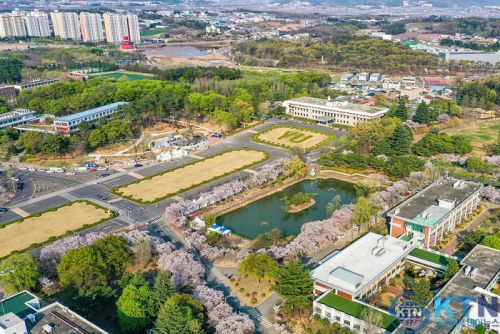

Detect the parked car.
xmin=100 ymin=173 xmax=110 ymax=177
xmin=11 ymin=177 xmax=19 ymax=182
xmin=66 ymin=172 xmax=76 ymax=176
xmin=0 ymin=208 xmax=9 ymax=213
xmin=45 ymin=170 xmax=54 ymax=173
xmin=28 ymin=168 xmax=37 ymax=172
xmin=97 ymin=167 xmax=108 ymax=171
xmin=89 ymin=169 xmax=97 ymax=173
xmin=134 ymin=163 xmax=143 ymax=168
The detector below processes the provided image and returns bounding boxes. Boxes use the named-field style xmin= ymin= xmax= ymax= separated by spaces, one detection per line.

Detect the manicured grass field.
xmin=140 ymin=28 xmax=168 ymax=37
xmin=444 ymin=119 xmax=500 ymax=153
xmin=90 ymin=71 xmax=155 ymax=81
xmin=318 ymin=292 xmax=399 ymax=331
xmin=0 ymin=201 xmax=113 ymax=258
xmin=409 ymin=248 xmax=452 ymax=266
xmin=115 ymin=150 xmax=268 ymax=203
xmin=253 ymin=126 xmax=334 ymax=150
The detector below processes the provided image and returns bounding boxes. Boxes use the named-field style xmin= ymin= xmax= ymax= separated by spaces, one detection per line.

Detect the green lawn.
xmin=318 ymin=292 xmax=399 ymax=331
xmin=409 ymin=248 xmax=452 ymax=266
xmin=140 ymin=28 xmax=168 ymax=37
xmin=90 ymin=71 xmax=155 ymax=81
xmin=444 ymin=119 xmax=500 ymax=153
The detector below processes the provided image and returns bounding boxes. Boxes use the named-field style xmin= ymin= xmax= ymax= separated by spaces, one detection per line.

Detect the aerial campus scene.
xmin=0 ymin=0 xmax=498 ymax=334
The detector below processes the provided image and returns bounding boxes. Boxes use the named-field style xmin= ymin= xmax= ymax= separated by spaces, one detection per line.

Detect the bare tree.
xmin=361 ymin=307 xmax=383 ymax=334
xmin=131 ymin=237 xmax=152 ymax=268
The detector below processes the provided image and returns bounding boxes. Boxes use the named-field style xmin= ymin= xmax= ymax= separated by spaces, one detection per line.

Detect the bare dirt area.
xmin=116 ymin=150 xmax=267 ymax=202
xmin=0 ymin=202 xmax=111 ymax=258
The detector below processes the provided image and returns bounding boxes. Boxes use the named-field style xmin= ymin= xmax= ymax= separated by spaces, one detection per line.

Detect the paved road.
xmin=0 ymin=119 xmax=343 ymax=332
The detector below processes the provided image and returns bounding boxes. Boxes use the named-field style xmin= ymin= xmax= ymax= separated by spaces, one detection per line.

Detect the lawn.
xmin=318 ymin=292 xmax=399 ymax=331
xmin=140 ymin=28 xmax=168 ymax=37
xmin=444 ymin=119 xmax=500 ymax=153
xmin=0 ymin=201 xmax=113 ymax=258
xmin=90 ymin=71 xmax=155 ymax=81
xmin=253 ymin=126 xmax=334 ymax=150
xmin=227 ymin=275 xmax=273 ymax=306
xmin=114 ymin=150 xmax=268 ymax=203
xmin=408 ymin=248 xmax=453 ymax=266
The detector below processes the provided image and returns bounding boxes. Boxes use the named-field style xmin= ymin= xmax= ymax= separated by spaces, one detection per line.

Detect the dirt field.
xmin=255 ymin=126 xmax=332 ymax=149
xmin=0 ymin=202 xmax=111 ymax=258
xmin=444 ymin=118 xmax=500 ymax=154
xmin=116 ymin=150 xmax=267 ymax=202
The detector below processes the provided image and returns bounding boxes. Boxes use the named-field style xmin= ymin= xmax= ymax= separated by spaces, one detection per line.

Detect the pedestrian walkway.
xmin=11 ymin=207 xmax=30 ymax=218
xmin=128 ymin=172 xmax=144 ymax=179
xmin=247 ymin=309 xmax=273 ymax=329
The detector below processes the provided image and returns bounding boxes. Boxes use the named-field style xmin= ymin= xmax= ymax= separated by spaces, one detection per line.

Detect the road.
xmin=0 ymin=119 xmax=343 ymax=332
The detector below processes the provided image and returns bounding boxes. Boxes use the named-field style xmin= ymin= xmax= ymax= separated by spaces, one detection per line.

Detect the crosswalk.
xmin=247 ymin=309 xmax=273 ymax=329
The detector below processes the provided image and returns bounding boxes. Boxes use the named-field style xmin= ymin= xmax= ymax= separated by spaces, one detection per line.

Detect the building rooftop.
xmin=312 ymin=232 xmax=413 ymax=295
xmin=29 ymin=303 xmax=109 ymax=334
xmin=0 ymin=291 xmax=39 ymax=319
xmin=318 ymin=292 xmax=400 ymax=332
xmin=417 ymin=245 xmax=500 ymax=334
xmin=388 ymin=178 xmax=482 ymax=227
xmin=55 ymin=102 xmax=129 ymax=122
xmin=286 ymin=96 xmax=386 ymax=115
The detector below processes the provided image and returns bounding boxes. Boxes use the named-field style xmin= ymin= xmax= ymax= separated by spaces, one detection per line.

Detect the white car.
xmin=18 ymin=167 xmax=27 ymax=170
xmin=11 ymin=177 xmax=20 ymax=182
xmin=97 ymin=167 xmax=108 ymax=171
xmin=28 ymin=168 xmax=37 ymax=172
xmin=66 ymin=172 xmax=76 ymax=176
xmin=45 ymin=170 xmax=54 ymax=173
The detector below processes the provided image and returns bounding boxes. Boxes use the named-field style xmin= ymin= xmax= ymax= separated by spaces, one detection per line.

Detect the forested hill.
xmin=233 ymin=37 xmax=439 ymax=74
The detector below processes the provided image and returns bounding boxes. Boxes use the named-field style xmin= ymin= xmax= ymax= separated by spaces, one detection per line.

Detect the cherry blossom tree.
xmin=482 ymin=185 xmax=500 ymax=202
xmin=215 ymin=314 xmax=255 ymax=334
xmin=484 ymin=155 xmax=500 ymax=167
xmin=157 ymin=249 xmax=205 ymax=289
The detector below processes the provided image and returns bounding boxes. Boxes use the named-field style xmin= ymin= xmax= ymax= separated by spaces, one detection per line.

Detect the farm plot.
xmin=0 ymin=201 xmax=113 ymax=258
xmin=114 ymin=150 xmax=268 ymax=203
xmin=253 ymin=126 xmax=334 ymax=150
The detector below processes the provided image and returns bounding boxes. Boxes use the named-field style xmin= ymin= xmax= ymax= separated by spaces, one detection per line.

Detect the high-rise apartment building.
xmin=0 ymin=14 xmax=27 ymax=38
xmin=79 ymin=12 xmax=104 ymax=42
xmin=23 ymin=11 xmax=51 ymax=37
xmin=103 ymin=13 xmax=140 ymax=44
xmin=50 ymin=11 xmax=81 ymax=40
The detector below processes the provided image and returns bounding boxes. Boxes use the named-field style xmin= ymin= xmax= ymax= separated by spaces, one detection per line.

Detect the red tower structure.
xmin=120 ymin=36 xmax=134 ymax=50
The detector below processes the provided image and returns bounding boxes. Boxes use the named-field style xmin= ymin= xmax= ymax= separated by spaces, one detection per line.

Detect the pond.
xmin=216 ymin=178 xmax=356 ymax=239
xmin=146 ymin=45 xmax=211 ymax=58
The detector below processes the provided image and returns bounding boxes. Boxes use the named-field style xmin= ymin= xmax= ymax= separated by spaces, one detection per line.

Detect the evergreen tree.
xmin=116 ymin=284 xmax=155 ymax=333
xmin=273 ymin=261 xmax=313 ymax=312
xmin=153 ymin=271 xmax=175 ymax=309
xmin=412 ymin=278 xmax=433 ymax=306
xmin=154 ymin=294 xmax=204 ymax=334
xmin=444 ymin=259 xmax=459 ymax=282
xmin=390 ymin=123 xmax=413 ymax=155
xmin=413 ymin=102 xmax=431 ymax=124
xmin=388 ymin=99 xmax=409 ymax=121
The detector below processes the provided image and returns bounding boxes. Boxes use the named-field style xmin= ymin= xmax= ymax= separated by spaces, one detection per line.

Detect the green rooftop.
xmin=318 ymin=292 xmax=399 ymax=332
xmin=400 ymin=235 xmax=412 ymax=241
xmin=409 ymin=248 xmax=453 ymax=266
xmin=0 ymin=291 xmax=38 ymax=319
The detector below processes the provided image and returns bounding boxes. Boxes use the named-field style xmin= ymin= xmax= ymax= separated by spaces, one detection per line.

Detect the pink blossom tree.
xmin=157 ymin=249 xmax=205 ymax=289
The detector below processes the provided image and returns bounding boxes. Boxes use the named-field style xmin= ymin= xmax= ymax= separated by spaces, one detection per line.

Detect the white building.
xmin=0 ymin=14 xmax=26 ymax=38
xmin=283 ymin=96 xmax=388 ymax=126
xmin=0 ymin=109 xmax=37 ymax=129
xmin=369 ymin=73 xmax=381 ymax=82
xmin=50 ymin=11 xmax=81 ymax=40
xmin=21 ymin=10 xmax=50 ymax=37
xmin=80 ymin=12 xmax=104 ymax=42
xmin=357 ymin=72 xmax=369 ymax=81
xmin=103 ymin=13 xmax=140 ymax=44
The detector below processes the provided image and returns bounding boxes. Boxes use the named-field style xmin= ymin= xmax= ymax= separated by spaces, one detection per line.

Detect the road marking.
xmin=247 ymin=129 xmax=258 ymax=133
xmin=247 ymin=309 xmax=273 ymax=328
xmin=189 ymin=154 xmax=204 ymax=160
xmin=11 ymin=207 xmax=30 ymax=218
xmin=243 ymin=169 xmax=258 ymax=175
xmin=115 ymin=168 xmax=127 ymax=172
xmin=108 ymin=198 xmax=122 ymax=203
xmin=128 ymin=172 xmax=144 ymax=179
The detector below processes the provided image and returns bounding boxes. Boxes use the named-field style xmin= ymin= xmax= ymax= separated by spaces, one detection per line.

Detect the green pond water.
xmin=217 ymin=178 xmax=356 ymax=239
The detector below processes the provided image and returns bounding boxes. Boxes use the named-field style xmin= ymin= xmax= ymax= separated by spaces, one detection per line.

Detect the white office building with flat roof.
xmin=283 ymin=96 xmax=388 ymax=126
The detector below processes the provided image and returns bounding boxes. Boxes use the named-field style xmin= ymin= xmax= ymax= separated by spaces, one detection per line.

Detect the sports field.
xmin=0 ymin=201 xmax=112 ymax=258
xmin=115 ymin=150 xmax=268 ymax=203
xmin=254 ymin=126 xmax=333 ymax=150
xmin=90 ymin=71 xmax=155 ymax=81
xmin=444 ymin=119 xmax=500 ymax=153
